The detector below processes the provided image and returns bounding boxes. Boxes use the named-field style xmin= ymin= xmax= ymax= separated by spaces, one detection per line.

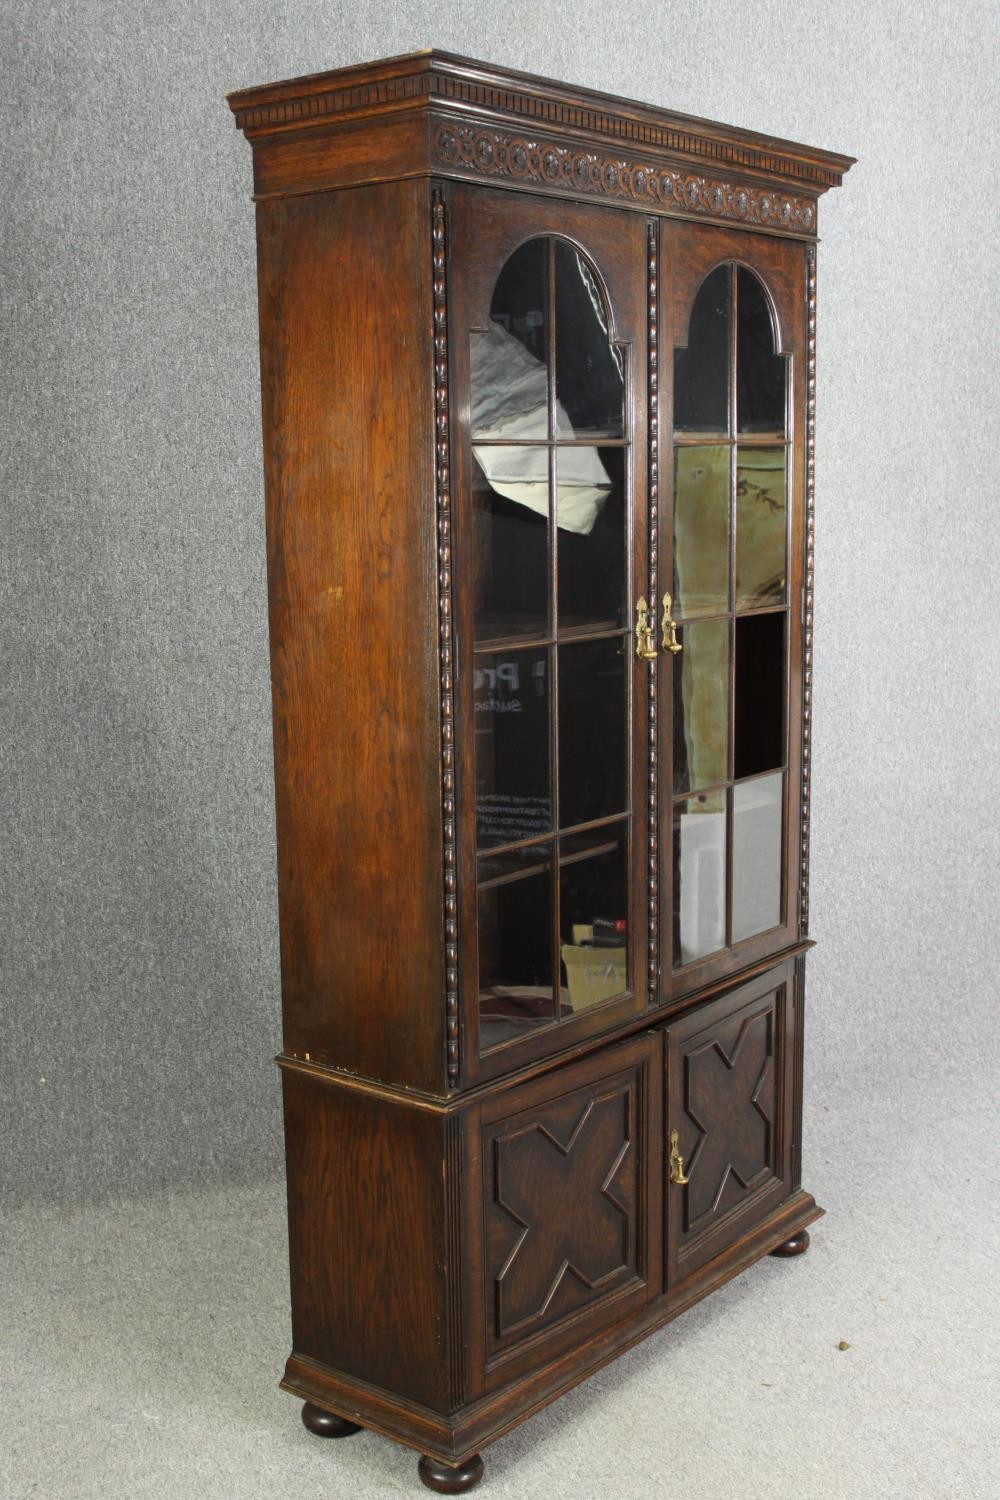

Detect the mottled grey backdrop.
xmin=2 ymin=1 xmax=997 ymax=1207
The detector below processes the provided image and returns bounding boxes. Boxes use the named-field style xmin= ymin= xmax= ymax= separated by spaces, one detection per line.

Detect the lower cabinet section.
xmin=463 ymin=957 xmax=798 ymax=1393
xmin=279 ymin=955 xmax=817 ymax=1469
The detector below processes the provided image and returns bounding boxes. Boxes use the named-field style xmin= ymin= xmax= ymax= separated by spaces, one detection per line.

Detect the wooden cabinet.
xmin=227 ymin=50 xmax=852 ymax=1492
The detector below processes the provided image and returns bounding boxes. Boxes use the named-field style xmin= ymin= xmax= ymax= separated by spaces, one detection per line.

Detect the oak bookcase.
xmin=227 ymin=51 xmax=852 ymax=1491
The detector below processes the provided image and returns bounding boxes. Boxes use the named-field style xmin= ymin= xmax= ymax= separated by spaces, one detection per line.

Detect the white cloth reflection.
xmin=470 ymin=322 xmax=612 ymax=537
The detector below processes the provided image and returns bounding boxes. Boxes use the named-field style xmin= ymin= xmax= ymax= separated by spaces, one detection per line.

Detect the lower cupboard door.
xmin=664 ymin=962 xmax=794 ymax=1289
xmin=468 ymin=1032 xmax=661 ymax=1395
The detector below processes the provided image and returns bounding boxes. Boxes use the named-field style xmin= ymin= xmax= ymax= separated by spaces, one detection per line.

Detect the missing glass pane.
xmin=733 ymin=612 xmax=785 ymax=779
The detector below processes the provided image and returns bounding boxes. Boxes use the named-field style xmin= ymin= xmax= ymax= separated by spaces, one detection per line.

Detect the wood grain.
xmin=256 ymin=178 xmax=446 ymax=1091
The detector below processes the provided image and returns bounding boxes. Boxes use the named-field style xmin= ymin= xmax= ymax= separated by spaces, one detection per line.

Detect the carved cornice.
xmin=434 ymin=125 xmax=817 ymax=234
xmin=231 ymin=70 xmax=433 ymax=133
xmin=228 ymin=51 xmax=854 ymax=197
xmin=432 ymin=192 xmax=460 ymax=1089
xmin=799 ymin=244 xmax=817 ymax=936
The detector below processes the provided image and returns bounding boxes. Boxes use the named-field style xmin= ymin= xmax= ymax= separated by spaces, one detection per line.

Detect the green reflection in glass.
xmin=673 ymin=444 xmax=730 ymax=619
xmin=673 ymin=618 xmax=729 ymax=795
xmin=735 ymin=447 xmax=786 ymax=609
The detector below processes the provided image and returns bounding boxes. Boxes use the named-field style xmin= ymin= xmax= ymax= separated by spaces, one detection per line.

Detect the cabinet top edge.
xmin=225 ymin=49 xmax=856 ymax=192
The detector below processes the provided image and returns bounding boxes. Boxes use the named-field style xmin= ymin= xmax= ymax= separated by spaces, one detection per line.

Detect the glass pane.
xmin=733 ymin=613 xmax=785 ymax=779
xmin=471 ymin=238 xmax=548 ymax=441
xmin=557 ymin=447 xmax=626 ymax=631
xmin=673 ymin=618 xmax=729 ymax=794
xmin=674 ymin=264 xmax=730 ymax=432
xmin=673 ymin=444 xmax=730 ymax=619
xmin=673 ymin=790 xmax=726 ymax=966
xmin=558 ymin=636 xmax=627 ymax=829
xmin=732 ymin=773 xmax=783 ymax=941
xmin=479 ymin=845 xmax=555 ymax=1051
xmin=472 ymin=447 xmax=549 ymax=642
xmin=475 ymin=646 xmax=551 ymax=849
xmin=554 ymin=240 xmax=624 ymax=439
xmin=735 ymin=447 xmax=787 ymax=610
xmin=560 ymin=824 xmax=629 ymax=1012
xmin=736 ymin=267 xmax=786 ymax=433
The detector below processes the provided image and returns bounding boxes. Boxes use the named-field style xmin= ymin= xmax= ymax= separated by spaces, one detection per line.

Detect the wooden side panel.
xmin=664 ymin=961 xmax=794 ymax=1288
xmin=255 ymin=180 xmax=446 ymax=1091
xmin=466 ymin=1033 xmax=661 ymax=1395
xmin=282 ymin=1070 xmax=450 ymax=1410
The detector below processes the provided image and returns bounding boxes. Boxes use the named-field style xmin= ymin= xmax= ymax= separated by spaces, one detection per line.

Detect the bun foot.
xmin=418 ymin=1453 xmax=484 ymax=1493
xmin=770 ymin=1229 xmax=811 ymax=1258
xmin=301 ymin=1401 xmax=362 ymax=1438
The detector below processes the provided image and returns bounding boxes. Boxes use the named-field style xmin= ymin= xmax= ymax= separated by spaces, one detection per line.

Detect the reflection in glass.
xmin=733 ymin=613 xmax=785 ymax=780
xmin=475 ymin=647 xmax=550 ymax=849
xmin=736 ymin=267 xmax=786 ymax=433
xmin=732 ymin=773 xmax=783 ymax=941
xmin=673 ymin=444 xmax=730 ymax=618
xmin=472 ymin=448 xmax=549 ymax=642
xmin=554 ymin=445 xmax=614 ymax=540
xmin=735 ymin=447 xmax=786 ymax=609
xmin=557 ymin=447 xmax=626 ymax=631
xmin=559 ymin=823 xmax=629 ymax=1012
xmin=479 ymin=845 xmax=555 ymax=1051
xmin=471 ymin=238 xmax=547 ymax=442
xmin=673 ymin=619 xmax=729 ymax=794
xmin=673 ymin=790 xmax=726 ymax=966
xmin=472 ymin=235 xmax=636 ymax=1052
xmin=558 ymin=636 xmax=627 ymax=829
xmin=554 ymin=239 xmax=625 ymax=439
xmin=674 ymin=264 xmax=730 ymax=432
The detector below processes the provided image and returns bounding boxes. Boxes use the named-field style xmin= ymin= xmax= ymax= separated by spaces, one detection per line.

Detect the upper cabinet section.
xmin=230 ymin=55 xmax=851 ymax=1093
xmin=227 ymin=50 xmax=854 ymax=226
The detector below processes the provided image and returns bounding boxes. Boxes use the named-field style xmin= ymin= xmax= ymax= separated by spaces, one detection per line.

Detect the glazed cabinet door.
xmin=446 ymin=185 xmax=651 ymax=1083
xmin=463 ymin=1031 xmax=661 ymax=1397
xmin=660 ymin=224 xmax=807 ymax=1000
xmin=663 ymin=962 xmax=795 ymax=1289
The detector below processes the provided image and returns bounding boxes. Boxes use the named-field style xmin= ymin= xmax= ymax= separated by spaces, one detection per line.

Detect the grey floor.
xmin=5 ymin=1082 xmax=998 ymax=1500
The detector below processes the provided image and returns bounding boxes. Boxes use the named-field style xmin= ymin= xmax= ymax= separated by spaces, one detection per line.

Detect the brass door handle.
xmin=668 ymin=1129 xmax=690 ymax=1185
xmin=635 ymin=597 xmax=658 ymax=660
xmin=661 ymin=593 xmax=682 ymax=655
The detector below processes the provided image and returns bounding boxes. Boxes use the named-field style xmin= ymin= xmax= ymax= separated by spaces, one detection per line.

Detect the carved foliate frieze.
xmin=231 ymin=59 xmax=850 ymax=194
xmin=435 ymin=125 xmax=818 ymax=234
